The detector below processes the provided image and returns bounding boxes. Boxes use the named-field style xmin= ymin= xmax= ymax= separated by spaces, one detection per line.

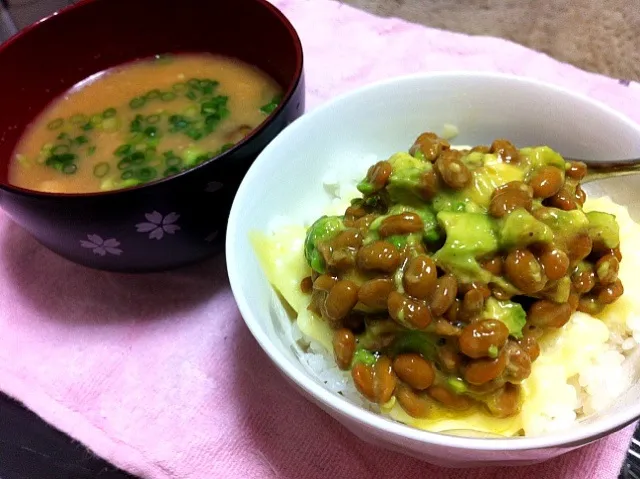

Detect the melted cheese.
xmin=252 ymin=196 xmax=638 ymax=437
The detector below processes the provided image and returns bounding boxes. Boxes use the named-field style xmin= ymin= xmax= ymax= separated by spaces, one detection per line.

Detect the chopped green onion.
xmin=183 ymin=146 xmax=206 ymax=166
xmin=260 ymin=104 xmax=275 ymax=114
xmin=214 ymin=108 xmax=230 ymax=122
xmin=114 ymin=144 xmax=132 ymax=156
xmin=201 ymin=100 xmax=219 ymax=115
xmin=168 ymin=115 xmax=191 ymax=131
xmin=161 ymin=92 xmax=176 ymax=102
xmin=87 ymin=146 xmax=97 ymax=156
xmin=144 ymin=126 xmax=158 ymax=138
xmin=260 ymin=94 xmax=282 ymax=114
xmin=129 ymin=97 xmax=146 ymax=109
xmin=62 ymin=163 xmax=77 ymax=175
xmin=74 ymin=135 xmax=89 ymax=145
xmin=126 ymin=136 xmax=144 ymax=149
xmin=186 ymin=91 xmax=197 ymax=101
xmin=46 ymin=152 xmax=76 ymax=169
xmin=121 ymin=170 xmax=134 ymax=180
xmin=120 ymin=178 xmax=142 ymax=189
xmin=47 ymin=118 xmax=64 ymax=130
xmin=186 ymin=129 xmax=203 ymax=140
xmin=90 ymin=114 xmax=102 ymax=126
xmin=172 ymin=82 xmax=188 ymax=93
xmin=219 ymin=143 xmax=234 ymax=154
xmin=101 ymin=117 xmax=120 ymax=132
xmin=93 ymin=162 xmax=110 ymax=178
xmin=100 ymin=178 xmax=117 ymax=191
xmin=200 ymin=79 xmax=218 ymax=94
xmin=70 ymin=114 xmax=88 ymax=125
xmin=208 ymin=95 xmax=228 ymax=108
xmin=56 ymin=133 xmax=69 ymax=141
xmin=145 ymin=89 xmax=161 ymax=100
xmin=102 ymin=108 xmax=117 ymax=118
xmin=165 ymin=155 xmax=182 ymax=167
xmin=182 ymin=105 xmax=199 ymax=118
xmin=118 ymin=157 xmax=132 ymax=170
xmin=52 ymin=144 xmax=70 ymax=155
xmin=205 ymin=113 xmax=221 ymax=126
xmin=135 ymin=167 xmax=157 ymax=182
xmin=44 ymin=157 xmax=59 ymax=168
xmin=131 ymin=151 xmax=146 ymax=165
xmin=129 ymin=115 xmax=144 ymax=133
xmin=146 ymin=114 xmax=160 ymax=124
xmin=163 ymin=166 xmax=181 ymax=177
xmin=187 ymin=78 xmax=200 ymax=89
xmin=81 ymin=122 xmax=94 ymax=131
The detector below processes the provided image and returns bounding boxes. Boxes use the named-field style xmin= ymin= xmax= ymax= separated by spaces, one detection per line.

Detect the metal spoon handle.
xmin=565 ymin=157 xmax=640 ymax=184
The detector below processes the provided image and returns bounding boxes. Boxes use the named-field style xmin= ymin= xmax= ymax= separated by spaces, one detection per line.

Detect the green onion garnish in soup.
xmin=9 ymin=53 xmax=283 ymax=194
xmin=260 ymin=94 xmax=283 ymax=114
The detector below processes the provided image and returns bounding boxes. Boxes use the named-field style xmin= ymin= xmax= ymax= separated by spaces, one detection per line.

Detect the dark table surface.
xmin=0 ymin=1 xmax=638 ymax=478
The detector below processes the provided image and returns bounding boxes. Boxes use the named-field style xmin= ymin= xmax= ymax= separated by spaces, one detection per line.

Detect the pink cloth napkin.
xmin=2 ymin=1 xmax=640 ymax=478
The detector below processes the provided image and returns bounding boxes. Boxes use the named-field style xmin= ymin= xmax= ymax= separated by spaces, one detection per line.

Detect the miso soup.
xmin=10 ymin=54 xmax=282 ymax=193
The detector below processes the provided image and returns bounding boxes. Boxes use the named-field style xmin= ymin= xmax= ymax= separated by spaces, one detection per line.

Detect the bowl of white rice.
xmin=226 ymin=72 xmax=640 ymax=467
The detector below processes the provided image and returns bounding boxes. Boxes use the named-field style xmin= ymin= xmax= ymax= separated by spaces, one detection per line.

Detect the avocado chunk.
xmin=388 ymin=151 xmax=427 ymax=171
xmin=446 ymin=377 xmax=468 ymax=394
xmin=586 ymin=211 xmax=620 ymax=249
xmin=542 ymin=276 xmax=572 ymax=303
xmin=386 ymin=234 xmax=408 ymax=249
xmin=481 ymin=297 xmax=527 ymax=339
xmin=431 ymin=192 xmax=468 ymax=213
xmin=378 ymin=203 xmax=441 ymax=243
xmin=304 ymin=215 xmax=344 ymax=273
xmin=499 ymin=208 xmax=554 ymax=249
xmin=357 ymin=152 xmax=433 ymax=201
xmin=384 ymin=330 xmax=438 ymax=361
xmin=432 ymin=212 xmax=498 ymax=283
xmin=520 ymin=146 xmax=567 ymax=171
xmin=534 ymin=208 xmax=589 ymax=238
xmin=465 ymin=153 xmax=525 ymax=208
xmin=386 ymin=152 xmax=433 ymax=203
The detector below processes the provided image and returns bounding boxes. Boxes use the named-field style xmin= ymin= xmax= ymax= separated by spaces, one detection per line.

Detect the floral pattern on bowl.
xmin=80 ymin=234 xmax=123 ymax=256
xmin=135 ymin=211 xmax=181 ymax=240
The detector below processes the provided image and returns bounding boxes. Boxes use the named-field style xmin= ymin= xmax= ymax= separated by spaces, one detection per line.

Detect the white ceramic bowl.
xmin=226 ymin=72 xmax=640 ymax=467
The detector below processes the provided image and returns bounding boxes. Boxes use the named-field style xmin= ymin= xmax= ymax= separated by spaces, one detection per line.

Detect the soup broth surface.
xmin=10 ymin=53 xmax=282 ymax=193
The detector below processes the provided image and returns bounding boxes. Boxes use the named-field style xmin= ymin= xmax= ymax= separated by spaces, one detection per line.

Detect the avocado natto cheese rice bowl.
xmin=226 ymin=72 xmax=640 ymax=467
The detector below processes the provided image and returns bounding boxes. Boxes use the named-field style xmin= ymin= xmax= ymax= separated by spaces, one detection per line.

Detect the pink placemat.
xmin=2 ymin=1 xmax=640 ymax=478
